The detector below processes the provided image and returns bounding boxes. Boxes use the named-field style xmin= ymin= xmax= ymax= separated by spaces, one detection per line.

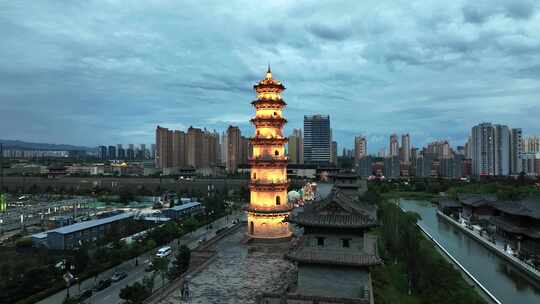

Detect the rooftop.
xmin=168 ymin=201 xmax=202 ymax=211
xmin=290 ymin=190 xmax=377 ymax=228
xmin=48 ymin=213 xmax=133 ymax=235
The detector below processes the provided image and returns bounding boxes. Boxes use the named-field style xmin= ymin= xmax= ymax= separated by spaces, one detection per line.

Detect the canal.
xmin=400 ymin=199 xmax=540 ymax=304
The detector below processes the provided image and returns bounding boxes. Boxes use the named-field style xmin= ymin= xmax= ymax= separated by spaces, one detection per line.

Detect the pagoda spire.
xmin=265 ymin=64 xmax=272 ymax=79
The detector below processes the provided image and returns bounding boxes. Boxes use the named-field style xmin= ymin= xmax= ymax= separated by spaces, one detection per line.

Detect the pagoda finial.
xmin=265 ymin=64 xmax=272 ymax=79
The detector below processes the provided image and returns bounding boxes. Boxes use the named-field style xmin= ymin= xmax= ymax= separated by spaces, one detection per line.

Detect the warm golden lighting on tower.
xmin=247 ymin=66 xmax=292 ymax=239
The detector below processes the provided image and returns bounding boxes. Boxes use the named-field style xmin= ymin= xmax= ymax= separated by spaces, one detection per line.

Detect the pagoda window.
xmin=275 ymin=150 xmax=279 ymax=156
xmin=276 ymin=196 xmax=281 ymax=205
xmin=317 ymin=237 xmax=325 ymax=247
xmin=253 ymin=173 xmax=257 ymax=179
xmin=341 ymin=238 xmax=351 ymax=248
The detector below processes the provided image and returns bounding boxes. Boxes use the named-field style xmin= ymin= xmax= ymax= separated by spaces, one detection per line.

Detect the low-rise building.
xmin=161 ymin=201 xmax=203 ymax=220
xmin=32 ymin=213 xmax=133 ymax=250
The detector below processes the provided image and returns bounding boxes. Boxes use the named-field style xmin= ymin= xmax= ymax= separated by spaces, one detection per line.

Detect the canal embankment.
xmin=401 ymin=199 xmax=540 ymax=304
xmin=436 ymin=210 xmax=540 ymax=284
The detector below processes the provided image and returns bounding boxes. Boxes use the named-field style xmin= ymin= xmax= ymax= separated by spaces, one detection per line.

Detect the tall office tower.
xmin=117 ymin=144 xmax=125 ymax=160
xmin=331 ymin=141 xmax=338 ymax=165
xmin=401 ymin=134 xmax=410 ymax=163
xmin=226 ymin=126 xmax=242 ymax=173
xmin=288 ymin=129 xmax=303 ymax=164
xmin=172 ymin=130 xmax=186 ymax=168
xmin=411 ymin=147 xmax=419 ymax=172
xmin=108 ymin=145 xmax=116 ymax=160
xmin=127 ymin=144 xmax=135 ymax=160
xmin=494 ymin=125 xmax=511 ymax=176
xmin=389 ymin=134 xmax=399 ymax=157
xmin=156 ymin=126 xmax=173 ymax=169
xmin=378 ymin=148 xmax=386 ymax=158
xmin=523 ymin=136 xmax=540 ymax=153
xmin=98 ymin=146 xmax=107 ymax=160
xmin=354 ymin=136 xmax=367 ymax=161
xmin=247 ymin=67 xmax=291 ymax=239
xmin=303 ymin=115 xmax=331 ymax=164
xmin=510 ymin=128 xmax=523 ymax=174
xmin=471 ymin=123 xmax=496 ymax=176
xmin=187 ymin=127 xmax=203 ymax=168
xmin=151 ymin=144 xmax=156 ymax=159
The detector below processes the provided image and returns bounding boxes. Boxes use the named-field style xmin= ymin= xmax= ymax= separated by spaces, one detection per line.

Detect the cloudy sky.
xmin=1 ymin=0 xmax=540 ymax=152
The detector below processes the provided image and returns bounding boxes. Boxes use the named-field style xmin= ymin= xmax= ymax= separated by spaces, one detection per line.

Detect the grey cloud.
xmin=1 ymin=1 xmax=540 ymax=151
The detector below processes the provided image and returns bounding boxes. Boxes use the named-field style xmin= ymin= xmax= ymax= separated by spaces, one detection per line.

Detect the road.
xmin=37 ymin=211 xmax=244 ymax=304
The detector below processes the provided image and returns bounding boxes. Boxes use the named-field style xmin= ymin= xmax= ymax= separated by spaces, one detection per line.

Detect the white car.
xmin=156 ymin=246 xmax=172 ymax=258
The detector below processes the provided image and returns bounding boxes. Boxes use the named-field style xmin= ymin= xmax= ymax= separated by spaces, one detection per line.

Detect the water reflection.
xmin=401 ymin=199 xmax=540 ymax=304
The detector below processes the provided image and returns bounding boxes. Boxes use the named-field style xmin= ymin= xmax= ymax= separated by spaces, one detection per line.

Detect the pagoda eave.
xmin=250 ymin=137 xmax=288 ymax=145
xmin=246 ymin=205 xmax=294 ymax=214
xmin=251 ymin=99 xmax=287 ymax=107
xmin=249 ymin=182 xmax=289 ymax=191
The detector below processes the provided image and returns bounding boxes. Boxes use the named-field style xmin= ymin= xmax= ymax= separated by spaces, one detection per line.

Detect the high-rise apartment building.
xmin=354 ymin=136 xmax=367 ymax=161
xmin=226 ymin=126 xmax=242 ymax=173
xmin=117 ymin=144 xmax=125 ymax=160
xmin=288 ymin=129 xmax=303 ymax=164
xmin=510 ymin=129 xmax=523 ymax=174
xmin=156 ymin=126 xmax=173 ymax=169
xmin=401 ymin=134 xmax=410 ymax=163
xmin=523 ymin=136 xmax=540 ymax=153
xmin=187 ymin=127 xmax=203 ymax=168
xmin=494 ymin=125 xmax=510 ymax=176
xmin=108 ymin=145 xmax=116 ymax=160
xmin=471 ymin=123 xmax=495 ymax=176
xmin=303 ymin=115 xmax=331 ymax=164
xmin=98 ymin=146 xmax=107 ymax=160
xmin=426 ymin=140 xmax=451 ymax=160
xmin=127 ymin=144 xmax=135 ymax=160
xmin=172 ymin=130 xmax=187 ymax=168
xmin=389 ymin=134 xmax=399 ymax=157
xmin=331 ymin=141 xmax=338 ymax=165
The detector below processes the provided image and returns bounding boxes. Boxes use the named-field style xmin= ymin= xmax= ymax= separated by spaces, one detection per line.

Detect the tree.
xmin=182 ymin=217 xmax=199 ymax=234
xmin=169 ymin=245 xmax=191 ymax=279
xmin=142 ymin=274 xmax=156 ymax=293
xmin=119 ymin=187 xmax=135 ymax=205
xmin=73 ymin=247 xmax=90 ymax=273
xmin=151 ymin=256 xmax=169 ymax=288
xmin=119 ymin=282 xmax=151 ymax=304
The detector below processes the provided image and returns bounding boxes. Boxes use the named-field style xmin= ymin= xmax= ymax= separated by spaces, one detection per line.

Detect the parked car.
xmin=111 ymin=271 xmax=127 ymax=282
xmin=94 ymin=279 xmax=112 ymax=291
xmin=156 ymin=246 xmax=172 ymax=258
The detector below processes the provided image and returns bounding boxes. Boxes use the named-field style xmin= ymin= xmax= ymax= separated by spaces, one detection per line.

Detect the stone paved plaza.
xmin=159 ymin=227 xmax=295 ymax=304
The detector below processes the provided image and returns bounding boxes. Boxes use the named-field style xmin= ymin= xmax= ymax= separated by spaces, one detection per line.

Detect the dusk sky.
xmin=1 ymin=1 xmax=540 ymax=152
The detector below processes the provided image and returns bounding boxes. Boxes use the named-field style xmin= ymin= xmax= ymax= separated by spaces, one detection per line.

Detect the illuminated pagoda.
xmin=247 ymin=66 xmax=292 ymax=239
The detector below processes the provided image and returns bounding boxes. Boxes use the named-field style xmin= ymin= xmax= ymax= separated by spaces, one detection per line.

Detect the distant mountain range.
xmin=0 ymin=139 xmax=95 ymax=151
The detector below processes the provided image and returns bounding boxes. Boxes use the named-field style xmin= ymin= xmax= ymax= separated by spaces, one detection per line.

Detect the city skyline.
xmin=2 ymin=1 xmax=540 ymax=151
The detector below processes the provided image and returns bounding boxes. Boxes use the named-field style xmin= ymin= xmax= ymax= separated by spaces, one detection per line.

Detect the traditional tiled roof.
xmin=490 ymin=216 xmax=540 ymax=239
xmin=438 ymin=198 xmax=461 ymax=209
xmin=457 ymin=193 xmax=497 ymax=207
xmin=289 ymin=189 xmax=377 ymax=228
xmin=286 ymin=247 xmax=381 ymax=267
xmin=492 ymin=197 xmax=540 ymax=220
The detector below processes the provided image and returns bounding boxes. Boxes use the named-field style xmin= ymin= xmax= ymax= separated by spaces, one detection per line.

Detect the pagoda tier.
xmin=247 ymin=66 xmax=292 ymax=239
xmin=251 ymin=98 xmax=287 ymax=107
